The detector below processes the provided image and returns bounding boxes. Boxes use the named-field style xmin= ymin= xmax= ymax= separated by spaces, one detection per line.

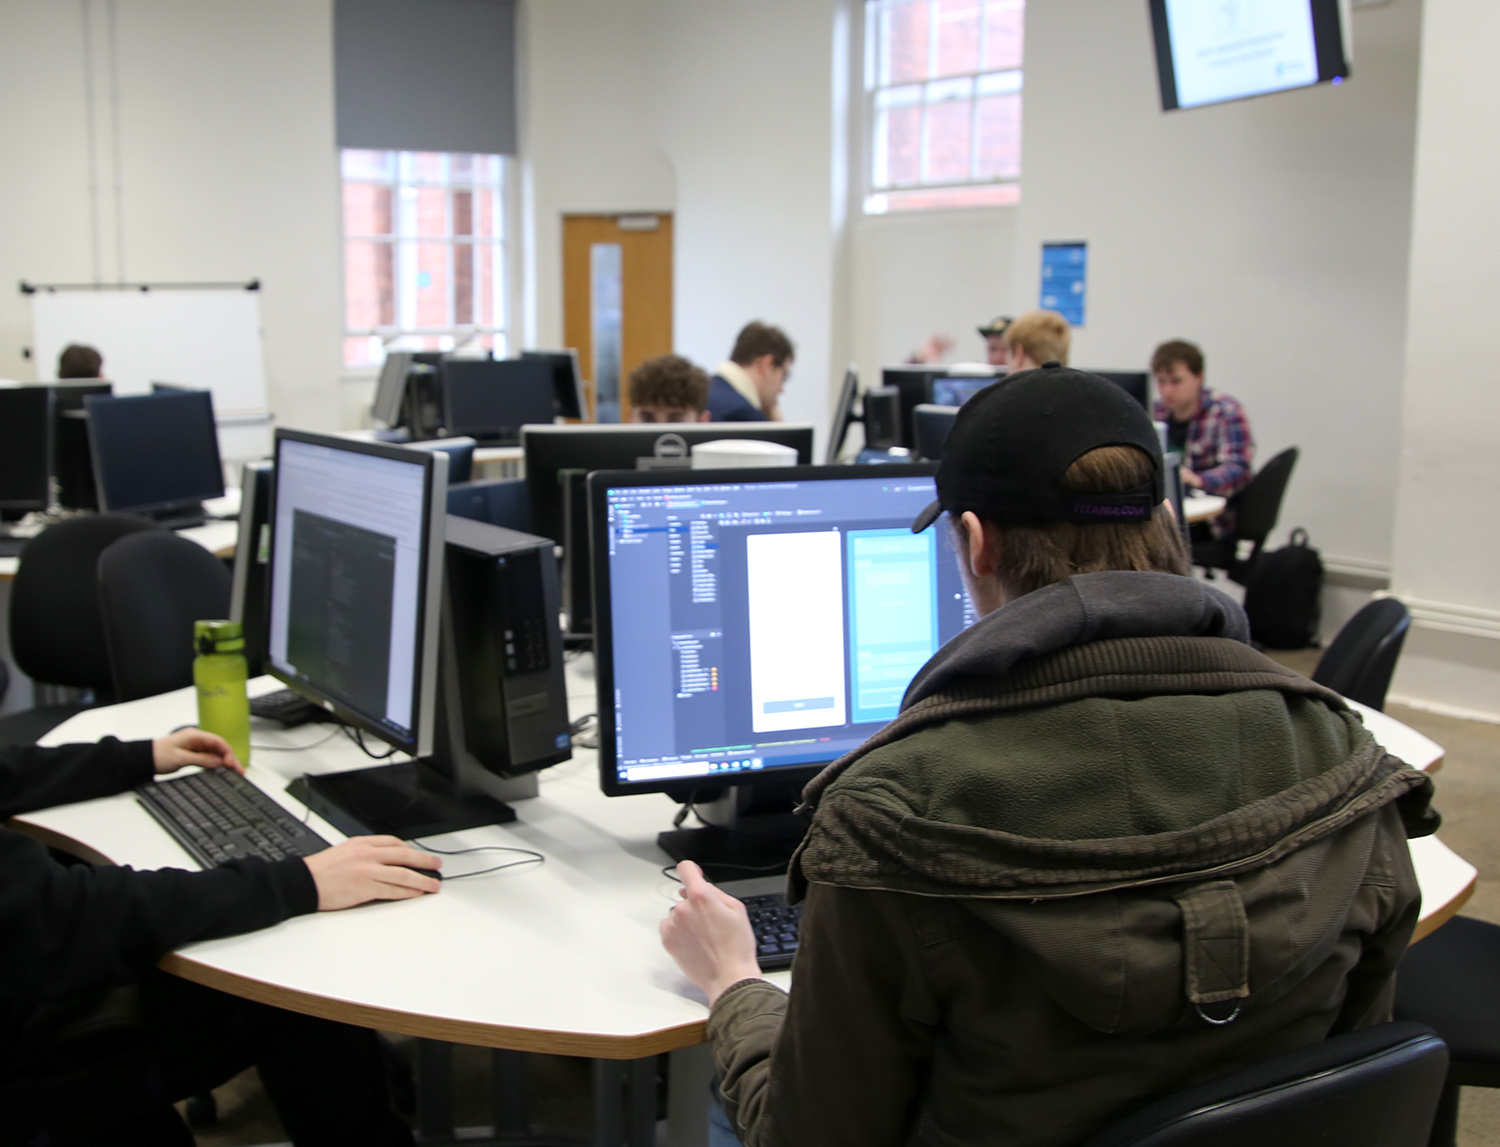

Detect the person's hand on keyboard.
xmin=152 ymin=728 xmax=244 ymax=775
xmin=660 ymin=860 xmax=763 ymax=1004
xmin=304 ymin=836 xmax=443 ymax=909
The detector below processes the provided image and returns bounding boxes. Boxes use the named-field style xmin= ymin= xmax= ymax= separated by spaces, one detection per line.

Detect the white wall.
xmin=522 ymin=0 xmax=844 ymax=446
xmin=1386 ymin=0 xmax=1500 ymax=719
xmin=0 ymin=0 xmax=343 ymax=434
xmin=1011 ymin=0 xmax=1422 ymax=579
xmin=850 ymin=208 xmax=1021 ymax=384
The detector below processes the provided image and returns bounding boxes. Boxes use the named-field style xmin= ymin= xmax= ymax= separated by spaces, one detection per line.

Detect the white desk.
xmin=1183 ymin=493 xmax=1227 ymax=524
xmin=13 ymin=664 xmax=1474 ymax=1058
xmin=24 ymin=664 xmax=729 ymax=1060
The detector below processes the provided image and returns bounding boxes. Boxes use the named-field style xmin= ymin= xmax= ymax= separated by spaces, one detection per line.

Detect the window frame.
xmin=862 ymin=0 xmax=1025 ymax=216
xmin=339 ymin=149 xmax=518 ymax=369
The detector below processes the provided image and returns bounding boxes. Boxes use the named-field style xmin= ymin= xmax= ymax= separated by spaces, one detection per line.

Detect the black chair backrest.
xmin=1233 ymin=446 xmax=1299 ymax=545
xmin=1312 ymin=598 xmax=1411 ymax=711
xmin=1083 ymin=1022 xmax=1447 ymax=1147
xmin=97 ymin=531 xmax=232 ymax=703
xmin=9 ymin=514 xmax=162 ymax=695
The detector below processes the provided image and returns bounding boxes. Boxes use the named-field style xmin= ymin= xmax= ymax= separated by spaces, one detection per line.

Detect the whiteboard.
xmin=29 ymin=288 xmax=269 ymax=416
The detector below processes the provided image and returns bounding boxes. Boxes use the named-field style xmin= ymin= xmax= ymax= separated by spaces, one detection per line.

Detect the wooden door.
xmin=562 ymin=214 xmax=673 ymax=422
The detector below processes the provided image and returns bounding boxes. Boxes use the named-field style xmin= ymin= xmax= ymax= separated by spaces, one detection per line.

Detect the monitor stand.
xmin=656 ymin=781 xmax=810 ymax=884
xmin=287 ymin=761 xmax=520 ymax=840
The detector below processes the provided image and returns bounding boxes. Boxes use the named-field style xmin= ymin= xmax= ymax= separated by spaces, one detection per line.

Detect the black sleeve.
xmin=0 ymin=739 xmax=156 ymax=819
xmin=0 ymin=824 xmax=319 ymax=1008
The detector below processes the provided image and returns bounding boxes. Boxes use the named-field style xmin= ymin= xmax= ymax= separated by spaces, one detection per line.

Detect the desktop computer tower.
xmin=436 ymin=516 xmax=572 ymax=798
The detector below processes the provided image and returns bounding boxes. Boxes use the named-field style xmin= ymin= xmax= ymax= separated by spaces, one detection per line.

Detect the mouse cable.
xmin=411 ymin=838 xmax=545 ymax=880
xmin=251 ymin=726 xmax=343 ymax=753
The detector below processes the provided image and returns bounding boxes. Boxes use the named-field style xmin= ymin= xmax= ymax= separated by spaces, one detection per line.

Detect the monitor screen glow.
xmin=1150 ymin=0 xmax=1350 ymax=112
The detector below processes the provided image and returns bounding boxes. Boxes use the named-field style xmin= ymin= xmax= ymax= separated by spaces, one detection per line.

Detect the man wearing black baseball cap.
xmin=662 ymin=365 xmax=1435 ymax=1147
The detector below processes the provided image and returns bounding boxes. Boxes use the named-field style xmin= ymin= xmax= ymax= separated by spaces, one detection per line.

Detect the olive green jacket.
xmin=709 ymin=574 xmax=1436 ymax=1147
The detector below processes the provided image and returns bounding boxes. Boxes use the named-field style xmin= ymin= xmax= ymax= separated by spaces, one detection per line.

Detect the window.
xmin=341 ymin=150 xmax=510 ymax=368
xmin=864 ymin=0 xmax=1024 ymax=215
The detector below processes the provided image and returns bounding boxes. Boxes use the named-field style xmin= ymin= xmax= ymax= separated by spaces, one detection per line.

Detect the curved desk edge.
xmin=159 ymin=953 xmax=707 ymax=1060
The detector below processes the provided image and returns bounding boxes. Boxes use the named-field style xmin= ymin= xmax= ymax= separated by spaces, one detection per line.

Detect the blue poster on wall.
xmin=1040 ymin=242 xmax=1087 ymax=326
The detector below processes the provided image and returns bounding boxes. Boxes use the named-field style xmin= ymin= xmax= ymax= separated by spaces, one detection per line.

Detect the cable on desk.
xmin=343 ymin=724 xmax=400 ymax=760
xmin=569 ymin=712 xmax=598 ymax=749
xmin=411 ymin=839 xmax=545 ymax=880
xmin=251 ymin=727 xmax=343 ymax=753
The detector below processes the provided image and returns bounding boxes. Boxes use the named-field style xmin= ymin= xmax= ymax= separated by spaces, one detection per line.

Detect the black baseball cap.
xmin=911 ymin=363 xmax=1165 ymax=533
xmin=977 ymin=315 xmax=1014 ymax=338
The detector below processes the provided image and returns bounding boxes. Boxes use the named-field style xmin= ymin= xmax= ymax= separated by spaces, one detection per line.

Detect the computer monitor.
xmin=268 ymin=430 xmax=570 ymax=838
xmin=441 ymin=357 xmax=556 ymax=445
xmin=404 ymin=436 xmax=476 ymax=484
xmin=372 ymin=351 xmax=414 ymax=429
xmin=911 ymin=404 xmax=960 ymax=461
xmin=524 ymin=423 xmax=816 ymax=640
xmin=589 ymin=463 xmax=975 ymax=878
xmin=85 ymin=390 xmax=225 ymax=525
xmin=522 ymin=423 xmax=816 ymax=548
xmin=930 ymin=375 xmax=995 ymax=408
xmin=266 ymin=430 xmax=446 ymax=758
xmin=230 ymin=460 xmax=273 ymax=677
xmin=53 ymin=382 xmax=111 ymax=510
xmin=1088 ymin=370 xmax=1150 ymax=410
xmin=521 ymin=349 xmax=588 ymax=421
xmin=826 ymin=366 xmax=859 ymax=464
xmin=0 ymin=387 xmax=53 ymax=521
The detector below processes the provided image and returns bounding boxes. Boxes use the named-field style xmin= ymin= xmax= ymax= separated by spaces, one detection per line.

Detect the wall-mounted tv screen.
xmin=1149 ymin=0 xmax=1350 ymax=113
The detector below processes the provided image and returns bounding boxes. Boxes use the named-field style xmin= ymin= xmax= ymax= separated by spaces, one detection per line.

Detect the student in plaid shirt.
xmin=1151 ymin=340 xmax=1254 ymax=540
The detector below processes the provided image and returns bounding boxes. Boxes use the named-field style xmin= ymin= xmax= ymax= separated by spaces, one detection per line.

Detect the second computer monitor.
xmin=520 ymin=349 xmax=588 ymax=421
xmin=521 ymin=423 xmax=816 ymax=548
xmin=441 ymin=358 xmax=556 ymax=445
xmin=266 ymin=430 xmax=448 ymax=758
xmin=0 ymin=387 xmax=53 ymax=517
xmin=85 ymin=389 xmax=225 ymax=523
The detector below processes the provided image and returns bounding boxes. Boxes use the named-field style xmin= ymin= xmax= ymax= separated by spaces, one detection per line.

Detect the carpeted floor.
xmin=188 ymin=648 xmax=1500 ymax=1146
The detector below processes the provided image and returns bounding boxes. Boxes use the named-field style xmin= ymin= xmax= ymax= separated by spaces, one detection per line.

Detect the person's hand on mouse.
xmin=660 ymin=860 xmax=762 ymax=1004
xmin=304 ymin=837 xmax=442 ymax=910
xmin=152 ymin=728 xmax=243 ymax=775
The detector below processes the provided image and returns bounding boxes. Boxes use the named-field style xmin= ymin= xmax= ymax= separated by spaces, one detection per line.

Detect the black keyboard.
xmin=739 ymin=892 xmax=803 ymax=971
xmin=250 ymin=688 xmax=328 ymax=728
xmin=137 ymin=768 xmax=330 ymax=869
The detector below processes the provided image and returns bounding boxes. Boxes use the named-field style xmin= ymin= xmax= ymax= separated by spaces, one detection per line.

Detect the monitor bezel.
xmin=372 ymin=351 xmax=414 ymax=429
xmin=589 ymin=461 xmax=940 ymax=799
xmin=0 ymin=386 xmax=55 ymax=512
xmin=266 ymin=428 xmax=448 ymax=760
xmin=85 ymin=389 xmax=226 ymax=516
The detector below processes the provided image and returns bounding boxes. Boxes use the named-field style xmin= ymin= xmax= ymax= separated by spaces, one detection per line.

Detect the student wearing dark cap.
xmin=905 ymin=315 xmax=1013 ymax=369
xmin=661 ymin=365 xmax=1435 ymax=1147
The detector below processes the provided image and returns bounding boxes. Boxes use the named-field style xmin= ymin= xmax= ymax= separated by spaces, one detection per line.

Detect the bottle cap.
xmin=195 ymin=619 xmax=245 ymax=656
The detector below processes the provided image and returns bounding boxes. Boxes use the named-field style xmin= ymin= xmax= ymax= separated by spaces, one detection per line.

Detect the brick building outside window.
xmin=341 ymin=150 xmax=509 ymax=368
xmin=865 ymin=0 xmax=1025 ymax=214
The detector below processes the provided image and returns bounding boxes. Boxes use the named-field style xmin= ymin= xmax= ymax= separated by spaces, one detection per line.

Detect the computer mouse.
xmin=396 ymin=864 xmax=443 ymax=882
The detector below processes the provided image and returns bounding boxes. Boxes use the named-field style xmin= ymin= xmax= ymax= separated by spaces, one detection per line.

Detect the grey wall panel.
xmin=335 ymin=0 xmax=517 ymax=155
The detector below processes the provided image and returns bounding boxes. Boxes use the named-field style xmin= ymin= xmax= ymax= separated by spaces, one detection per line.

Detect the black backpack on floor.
xmin=1242 ymin=528 xmax=1323 ymax=650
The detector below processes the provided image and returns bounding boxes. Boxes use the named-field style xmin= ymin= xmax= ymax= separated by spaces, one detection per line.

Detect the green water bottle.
xmin=194 ymin=619 xmax=251 ymax=768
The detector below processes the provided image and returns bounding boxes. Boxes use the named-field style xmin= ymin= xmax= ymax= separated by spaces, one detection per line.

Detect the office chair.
xmin=97 ymin=531 xmax=232 ymax=703
xmin=1083 ymin=1022 xmax=1448 ymax=1147
xmin=1312 ymin=598 xmax=1412 ymax=711
xmin=1395 ymin=917 xmax=1500 ymax=1147
xmin=1192 ymin=446 xmax=1299 ymax=584
xmin=0 ymin=514 xmax=162 ymax=746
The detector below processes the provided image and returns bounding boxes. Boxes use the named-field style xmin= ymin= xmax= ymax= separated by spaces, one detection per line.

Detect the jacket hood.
xmin=901 ymin=570 xmax=1249 ymax=710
